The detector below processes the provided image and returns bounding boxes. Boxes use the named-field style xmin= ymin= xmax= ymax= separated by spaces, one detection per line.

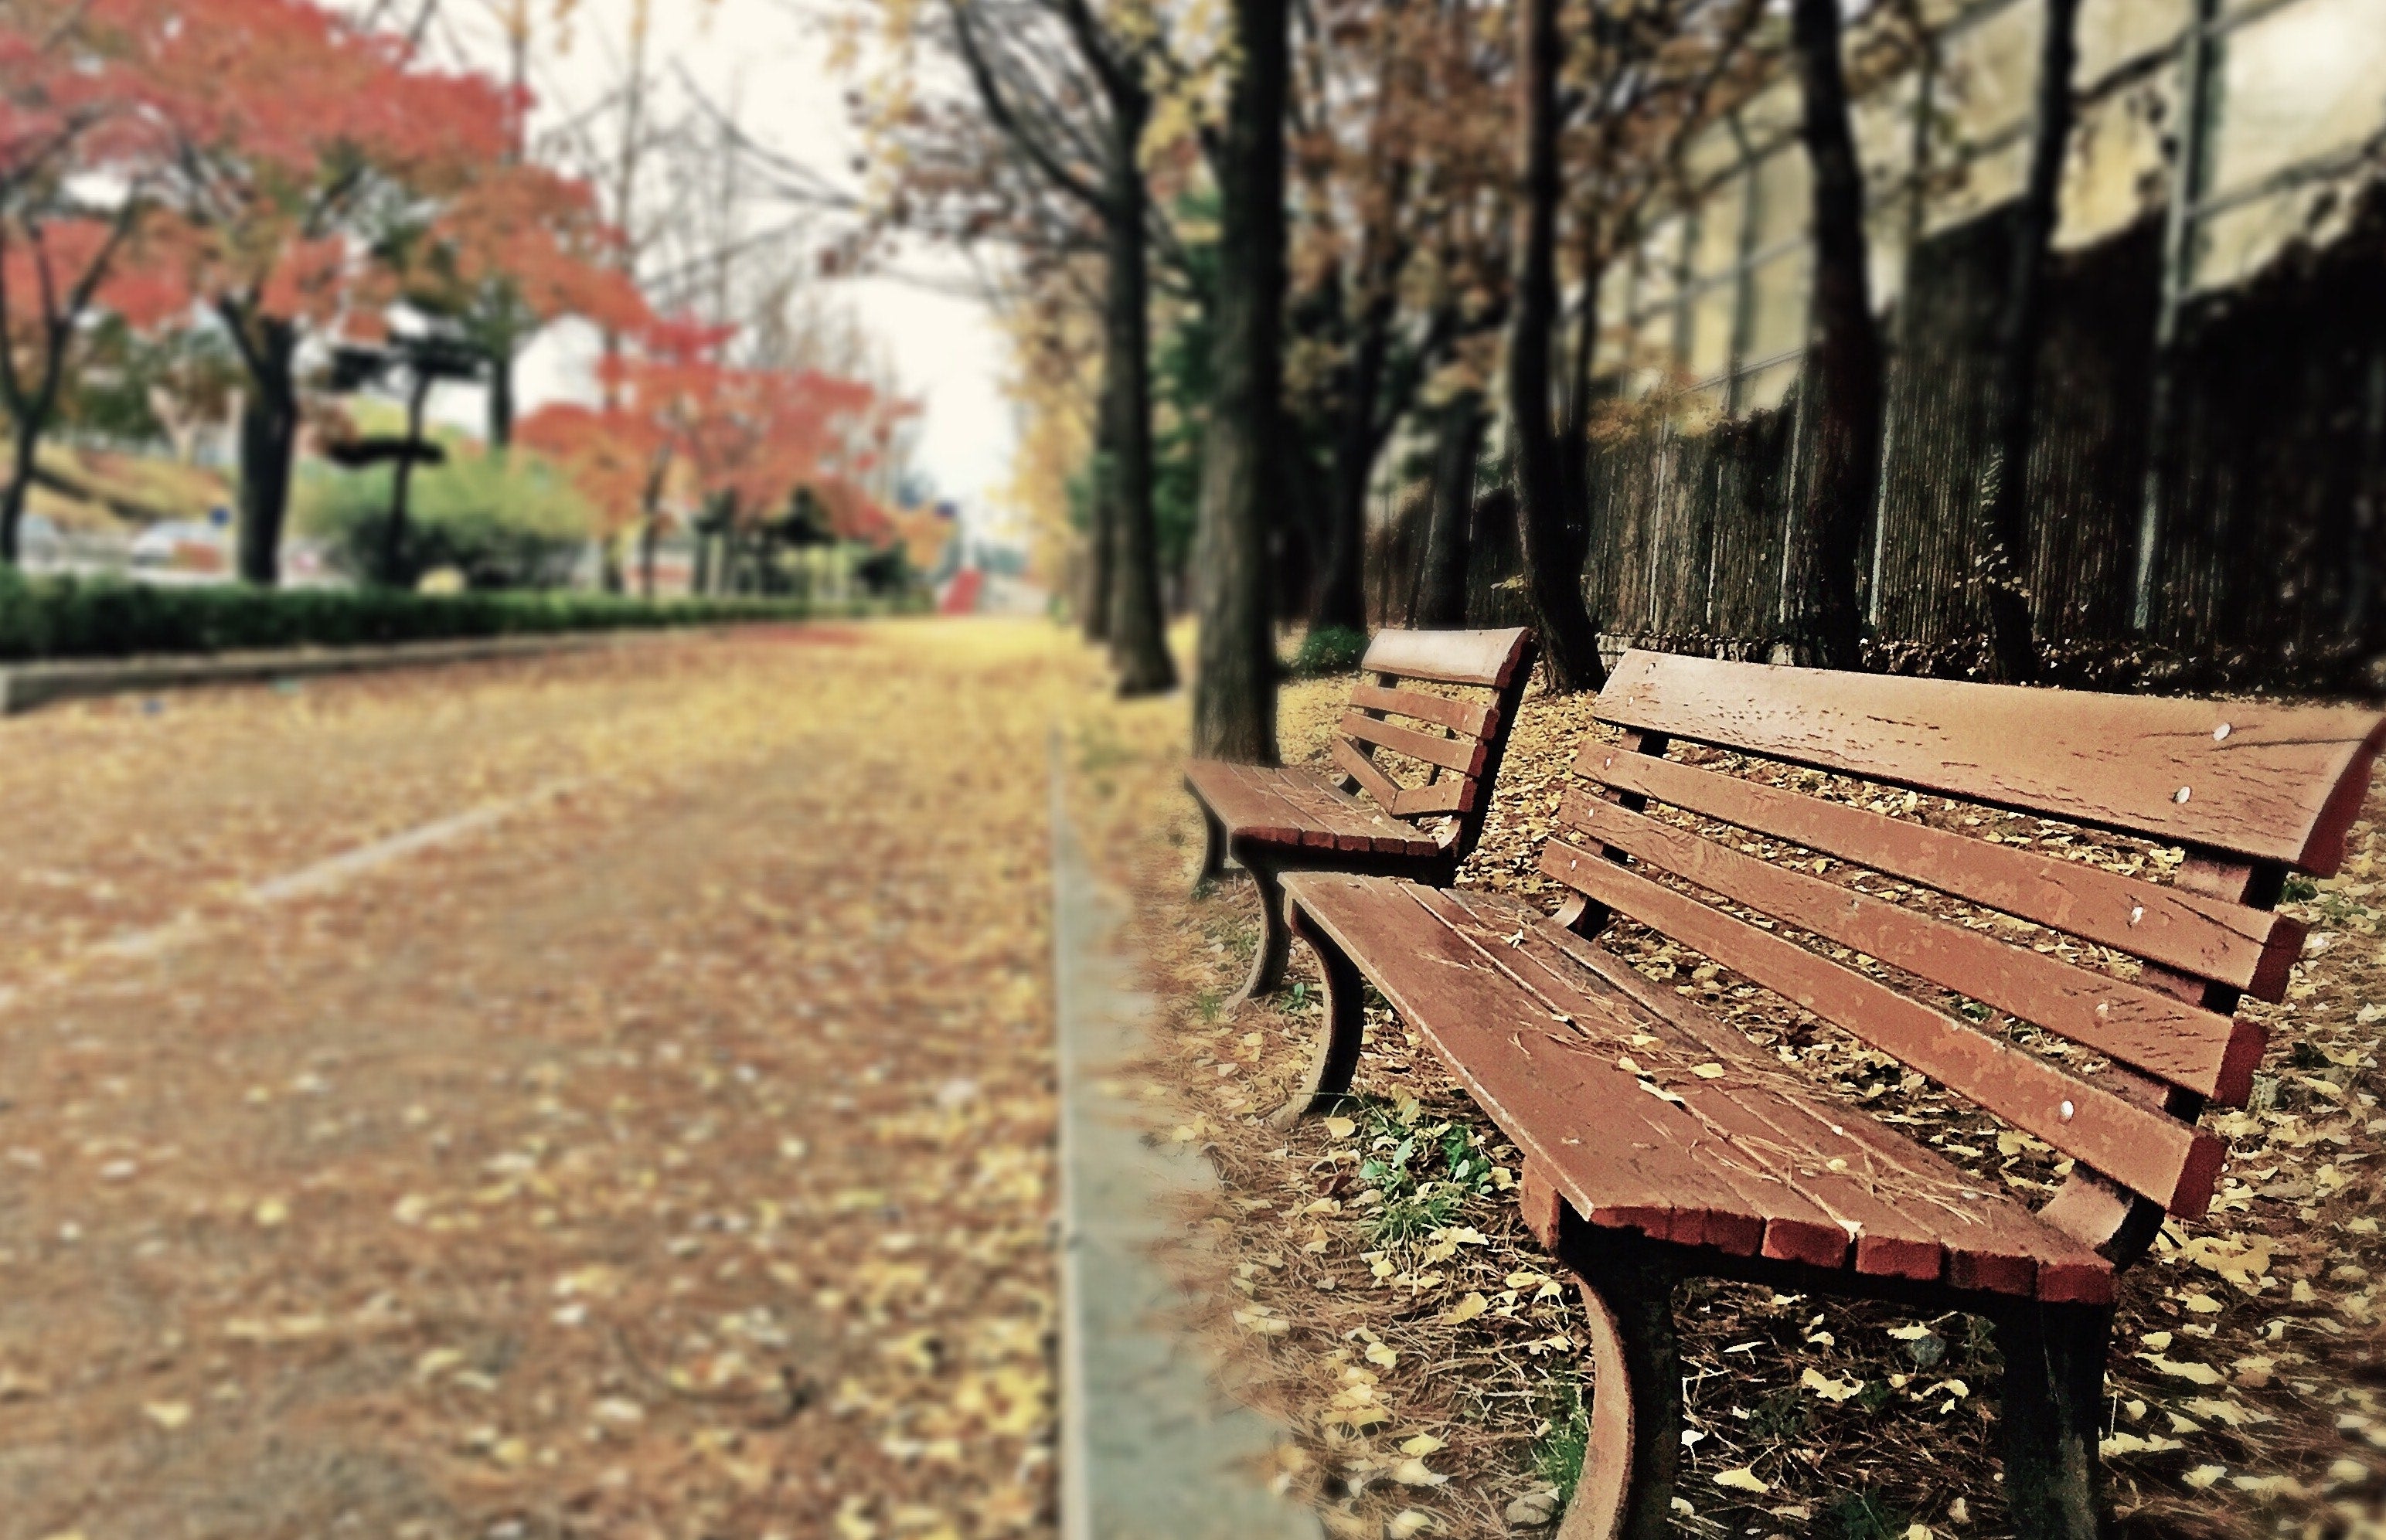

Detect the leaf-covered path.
xmin=0 ymin=621 xmax=1073 ymax=1540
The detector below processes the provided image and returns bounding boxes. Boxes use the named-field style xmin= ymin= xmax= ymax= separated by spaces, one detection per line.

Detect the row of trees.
xmin=0 ymin=0 xmax=905 ymax=591
xmin=856 ymin=0 xmax=2088 ymax=752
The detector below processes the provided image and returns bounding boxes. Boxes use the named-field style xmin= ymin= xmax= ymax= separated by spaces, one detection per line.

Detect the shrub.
xmin=294 ymin=436 xmax=597 ymax=590
xmin=0 ymin=566 xmax=903 ymax=663
xmin=1288 ymin=624 xmax=1369 ymax=678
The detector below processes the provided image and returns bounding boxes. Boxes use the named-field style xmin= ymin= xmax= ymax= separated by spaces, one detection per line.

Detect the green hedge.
xmin=0 ymin=572 xmax=907 ymax=663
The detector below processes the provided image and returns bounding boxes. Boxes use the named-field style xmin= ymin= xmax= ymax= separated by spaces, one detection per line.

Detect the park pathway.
xmin=0 ymin=620 xmax=1071 ymax=1540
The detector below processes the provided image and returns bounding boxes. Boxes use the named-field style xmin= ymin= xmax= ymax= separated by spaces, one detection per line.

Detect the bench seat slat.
xmin=1183 ymin=761 xmax=1309 ymax=845
xmin=1271 ymin=766 xmax=1427 ymax=855
xmin=1596 ymin=651 xmax=2386 ymax=873
xmin=1432 ymin=889 xmax=2114 ymax=1301
xmin=1411 ymin=886 xmax=1855 ymax=1269
xmin=1185 ymin=760 xmax=1439 ymax=857
xmin=1423 ymin=890 xmax=1945 ymax=1280
xmin=1220 ymin=763 xmax=1342 ymax=851
xmin=1505 ymin=904 xmax=2114 ymax=1301
xmin=1339 ymin=712 xmax=1489 ymax=777
xmin=1285 ymin=873 xmax=2114 ymax=1301
xmin=1284 ymin=871 xmax=1807 ymax=1252
xmin=1541 ymin=838 xmax=2225 ymax=1216
xmin=1575 ymin=744 xmax=2304 ymax=1001
xmin=1556 ymin=789 xmax=2265 ymax=1104
xmin=1351 ymin=681 xmax=1499 ymax=740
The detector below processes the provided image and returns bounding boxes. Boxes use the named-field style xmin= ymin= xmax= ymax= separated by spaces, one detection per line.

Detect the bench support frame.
xmin=1557 ymin=1244 xmax=1681 ymax=1540
xmin=1194 ymin=805 xmax=1230 ymax=892
xmin=1230 ymin=846 xmax=1455 ymax=1009
xmin=1519 ymin=1182 xmax=2112 ymax=1540
xmin=1268 ymin=900 xmax=1369 ymax=1127
xmin=1991 ymin=1298 xmax=2113 ymax=1540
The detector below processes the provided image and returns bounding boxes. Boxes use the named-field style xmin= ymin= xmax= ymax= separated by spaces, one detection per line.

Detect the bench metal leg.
xmin=1230 ymin=864 xmax=1292 ymax=1007
xmin=1558 ymin=1250 xmax=1681 ymax=1540
xmin=1193 ymin=807 xmax=1229 ymax=892
xmin=1268 ymin=901 xmax=1366 ymax=1128
xmin=1993 ymin=1300 xmax=2111 ymax=1540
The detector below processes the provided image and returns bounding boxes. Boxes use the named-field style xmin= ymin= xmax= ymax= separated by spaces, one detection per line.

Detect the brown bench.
xmin=1278 ymin=649 xmax=2384 ymax=1540
xmin=1183 ymin=626 xmax=1535 ymax=1003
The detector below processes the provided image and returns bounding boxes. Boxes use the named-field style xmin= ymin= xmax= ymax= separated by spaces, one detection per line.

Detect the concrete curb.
xmin=1050 ymin=737 xmax=1322 ymax=1540
xmin=0 ymin=627 xmax=696 ymax=715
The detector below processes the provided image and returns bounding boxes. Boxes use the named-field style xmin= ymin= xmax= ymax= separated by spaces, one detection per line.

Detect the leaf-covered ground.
xmin=0 ymin=620 xmax=1077 ymax=1540
xmin=1081 ymin=656 xmax=2386 ymax=1540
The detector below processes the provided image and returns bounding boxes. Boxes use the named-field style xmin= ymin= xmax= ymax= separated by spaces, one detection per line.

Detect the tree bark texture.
xmin=1560 ymin=240 xmax=1609 ymax=542
xmin=1976 ymin=0 xmax=2081 ymax=683
xmin=1412 ymin=390 xmax=1486 ymax=629
xmin=1190 ymin=0 xmax=1288 ymax=763
xmin=1787 ymin=0 xmax=1882 ymax=669
xmin=1 ymin=418 xmax=39 ymax=565
xmin=487 ymin=341 xmax=516 ymax=450
xmin=1316 ymin=281 xmax=1394 ymax=634
xmin=1509 ymin=0 xmax=1606 ymax=691
xmin=1100 ymin=87 xmax=1178 ymax=695
xmin=233 ymin=314 xmax=301 ymax=587
xmin=383 ymin=371 xmax=434 ymax=585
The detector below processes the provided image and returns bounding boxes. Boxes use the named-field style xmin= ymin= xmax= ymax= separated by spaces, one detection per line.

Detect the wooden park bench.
xmin=1184 ymin=626 xmax=1536 ymax=1004
xmin=1276 ymin=650 xmax=2384 ymax=1539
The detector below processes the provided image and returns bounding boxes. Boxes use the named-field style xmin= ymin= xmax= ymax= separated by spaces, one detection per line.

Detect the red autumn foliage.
xmin=522 ymin=314 xmax=910 ymax=547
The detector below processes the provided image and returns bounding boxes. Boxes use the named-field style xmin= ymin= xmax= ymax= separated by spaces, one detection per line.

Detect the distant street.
xmin=0 ymin=622 xmax=1069 ymax=1540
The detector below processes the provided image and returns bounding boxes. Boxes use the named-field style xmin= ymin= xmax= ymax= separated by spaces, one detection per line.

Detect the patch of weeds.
xmin=1195 ymin=991 xmax=1223 ymax=1025
xmin=1530 ymin=1375 xmax=1591 ymax=1501
xmin=1288 ymin=981 xmax=1311 ymax=1013
xmin=1958 ymin=1313 xmax=1999 ymax=1368
xmin=1821 ymin=1491 xmax=1906 ymax=1540
xmin=1357 ymin=1100 xmax=1499 ymax=1243
xmin=1286 ymin=626 xmax=1370 ymax=679
xmin=1749 ymin=1383 xmax=1810 ymax=1443
xmin=2282 ymin=873 xmax=2320 ymax=904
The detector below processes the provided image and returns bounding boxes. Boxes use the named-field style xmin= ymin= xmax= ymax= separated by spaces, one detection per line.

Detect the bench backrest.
xmin=1331 ymin=627 xmax=1537 ymax=861
xmin=1547 ymin=650 xmax=2384 ymax=1249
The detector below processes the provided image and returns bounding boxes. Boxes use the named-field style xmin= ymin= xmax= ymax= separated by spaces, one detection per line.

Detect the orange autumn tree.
xmin=131 ymin=0 xmax=516 ymax=583
xmin=398 ymin=159 xmax=648 ymax=450
xmin=521 ymin=314 xmax=906 ymax=596
xmin=0 ymin=0 xmax=191 ymax=561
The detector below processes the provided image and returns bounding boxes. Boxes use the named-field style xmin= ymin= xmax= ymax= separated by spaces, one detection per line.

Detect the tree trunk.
xmin=1508 ymin=0 xmax=1605 ymax=691
xmin=1976 ymin=0 xmax=2080 ymax=684
xmin=384 ymin=371 xmax=434 ymax=586
xmin=234 ymin=316 xmax=301 ymax=587
xmin=1412 ymin=390 xmax=1486 ymax=628
xmin=639 ymin=517 xmax=659 ymax=598
xmin=1316 ymin=279 xmax=1395 ymax=634
xmin=1559 ymin=238 xmax=1607 ymax=545
xmin=1787 ymin=0 xmax=1882 ymax=669
xmin=1083 ymin=416 xmax=1117 ymax=643
xmin=1101 ymin=89 xmax=1178 ymax=696
xmin=487 ymin=340 xmax=516 ymax=450
xmin=1190 ymin=0 xmax=1289 ymax=763
xmin=1 ymin=415 xmax=39 ymax=566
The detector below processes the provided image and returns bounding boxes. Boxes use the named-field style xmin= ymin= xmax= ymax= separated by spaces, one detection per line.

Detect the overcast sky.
xmin=431 ymin=0 xmax=1017 ymax=516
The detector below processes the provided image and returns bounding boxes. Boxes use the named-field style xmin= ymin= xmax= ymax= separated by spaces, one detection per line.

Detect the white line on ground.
xmin=0 ymin=777 xmax=587 ymax=1006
